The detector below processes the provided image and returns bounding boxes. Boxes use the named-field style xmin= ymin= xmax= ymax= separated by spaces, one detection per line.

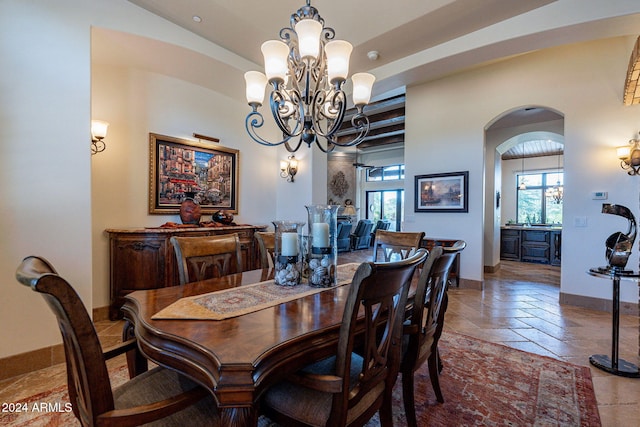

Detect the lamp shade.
xmin=91 ymin=120 xmax=109 ymax=140
xmin=261 ymin=40 xmax=289 ymax=83
xmin=342 ymin=205 xmax=356 ymax=215
xmin=617 ymin=146 xmax=631 ymax=159
xmin=325 ymin=40 xmax=352 ymax=84
xmin=244 ymin=71 xmax=267 ymax=105
xmin=295 ymin=19 xmax=322 ymax=59
xmin=288 ymin=156 xmax=298 ymax=171
xmin=351 ymin=73 xmax=376 ymax=106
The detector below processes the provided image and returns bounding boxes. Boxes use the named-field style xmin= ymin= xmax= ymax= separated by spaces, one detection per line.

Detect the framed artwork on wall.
xmin=149 ymin=133 xmax=239 ymax=214
xmin=414 ymin=171 xmax=468 ymax=213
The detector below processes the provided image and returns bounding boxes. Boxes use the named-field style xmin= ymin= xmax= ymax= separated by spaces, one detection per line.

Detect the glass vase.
xmin=305 ymin=205 xmax=339 ymax=287
xmin=273 ymin=220 xmax=305 ymax=286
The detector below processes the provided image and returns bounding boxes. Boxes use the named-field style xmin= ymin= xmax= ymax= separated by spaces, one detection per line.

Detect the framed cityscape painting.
xmin=414 ymin=171 xmax=468 ymax=213
xmin=149 ymin=133 xmax=239 ymax=214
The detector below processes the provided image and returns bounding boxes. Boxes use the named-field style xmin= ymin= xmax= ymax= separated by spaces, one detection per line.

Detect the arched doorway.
xmin=484 ymin=106 xmax=565 ymax=273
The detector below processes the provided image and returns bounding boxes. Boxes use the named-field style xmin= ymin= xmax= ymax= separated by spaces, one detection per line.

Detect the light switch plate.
xmin=574 ymin=216 xmax=587 ymax=227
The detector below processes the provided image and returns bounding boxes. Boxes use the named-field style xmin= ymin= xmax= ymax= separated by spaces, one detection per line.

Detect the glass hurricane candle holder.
xmin=273 ymin=220 xmax=305 ymax=286
xmin=305 ymin=205 xmax=339 ymax=287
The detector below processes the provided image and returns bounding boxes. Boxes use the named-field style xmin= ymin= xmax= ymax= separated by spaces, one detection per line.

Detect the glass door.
xmin=366 ymin=189 xmax=404 ymax=231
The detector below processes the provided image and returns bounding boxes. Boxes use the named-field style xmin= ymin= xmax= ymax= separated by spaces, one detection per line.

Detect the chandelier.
xmin=546 ymin=184 xmax=563 ymax=204
xmin=244 ymin=1 xmax=375 ymax=153
xmin=545 ymin=153 xmax=563 ymax=204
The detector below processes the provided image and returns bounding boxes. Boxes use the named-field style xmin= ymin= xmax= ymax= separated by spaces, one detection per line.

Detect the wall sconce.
xmin=617 ymin=133 xmax=640 ymax=175
xmin=280 ymin=155 xmax=298 ymax=182
xmin=91 ymin=120 xmax=109 ymax=155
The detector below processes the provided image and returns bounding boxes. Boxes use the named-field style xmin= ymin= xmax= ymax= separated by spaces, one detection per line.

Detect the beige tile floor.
xmin=1 ymin=251 xmax=639 ymax=426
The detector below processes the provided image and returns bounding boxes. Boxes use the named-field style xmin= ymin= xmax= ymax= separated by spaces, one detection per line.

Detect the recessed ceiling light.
xmin=192 ymin=15 xmax=202 ymax=23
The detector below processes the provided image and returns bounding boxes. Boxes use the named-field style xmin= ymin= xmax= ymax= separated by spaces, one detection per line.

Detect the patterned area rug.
xmin=0 ymin=333 xmax=599 ymax=426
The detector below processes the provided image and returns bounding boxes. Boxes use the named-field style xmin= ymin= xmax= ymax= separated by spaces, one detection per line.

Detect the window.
xmin=517 ymin=171 xmax=563 ymax=224
xmin=366 ymin=189 xmax=404 ymax=231
xmin=366 ymin=164 xmax=405 ymax=182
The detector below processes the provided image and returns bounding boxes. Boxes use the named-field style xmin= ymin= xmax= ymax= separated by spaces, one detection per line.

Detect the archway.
xmin=484 ymin=106 xmax=565 ymax=273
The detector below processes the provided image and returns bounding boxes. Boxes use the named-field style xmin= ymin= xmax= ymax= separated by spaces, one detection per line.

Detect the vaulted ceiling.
xmin=108 ymin=1 xmax=640 ymax=152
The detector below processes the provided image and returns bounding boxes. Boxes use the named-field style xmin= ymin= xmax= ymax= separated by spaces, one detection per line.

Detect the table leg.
xmin=589 ymin=275 xmax=640 ymax=378
xmin=122 ymin=320 xmax=148 ymax=378
xmin=219 ymin=406 xmax=257 ymax=427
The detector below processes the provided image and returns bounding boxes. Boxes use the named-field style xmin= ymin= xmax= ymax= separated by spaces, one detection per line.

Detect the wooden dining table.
xmin=122 ymin=266 xmax=382 ymax=427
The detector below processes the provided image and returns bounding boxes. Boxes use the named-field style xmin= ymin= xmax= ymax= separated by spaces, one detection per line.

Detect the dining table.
xmin=122 ymin=263 xmax=390 ymax=427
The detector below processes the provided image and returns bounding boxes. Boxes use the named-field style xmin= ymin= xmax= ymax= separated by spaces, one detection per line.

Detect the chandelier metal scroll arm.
xmin=323 ymin=106 xmax=371 ymax=148
xmin=310 ymin=87 xmax=346 ymax=139
xmin=245 ymin=108 xmax=295 ymax=148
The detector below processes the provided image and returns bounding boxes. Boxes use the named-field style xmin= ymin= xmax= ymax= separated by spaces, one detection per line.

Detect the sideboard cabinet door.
xmin=109 ymin=234 xmax=168 ymax=320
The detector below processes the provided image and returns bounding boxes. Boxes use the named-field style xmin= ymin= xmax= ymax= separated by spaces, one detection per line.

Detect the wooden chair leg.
xmin=428 ymin=353 xmax=444 ymax=403
xmin=379 ymin=392 xmax=394 ymax=427
xmin=402 ymin=371 xmax=418 ymax=427
xmin=437 ymin=347 xmax=444 ymax=373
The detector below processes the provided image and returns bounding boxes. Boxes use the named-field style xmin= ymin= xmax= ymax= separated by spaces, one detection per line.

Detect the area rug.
xmin=0 ymin=332 xmax=600 ymax=426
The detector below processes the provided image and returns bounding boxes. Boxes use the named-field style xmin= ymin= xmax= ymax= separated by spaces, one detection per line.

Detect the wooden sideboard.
xmin=106 ymin=224 xmax=267 ymax=320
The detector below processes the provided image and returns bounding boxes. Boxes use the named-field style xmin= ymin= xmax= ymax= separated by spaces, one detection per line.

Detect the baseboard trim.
xmin=484 ymin=263 xmax=500 ymax=274
xmin=560 ymin=292 xmax=638 ymax=315
xmin=458 ymin=278 xmax=483 ymax=290
xmin=93 ymin=305 xmax=110 ymax=322
xmin=0 ymin=343 xmax=64 ymax=382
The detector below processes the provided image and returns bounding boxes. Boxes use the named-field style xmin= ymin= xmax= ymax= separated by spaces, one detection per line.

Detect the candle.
xmin=281 ymin=232 xmax=298 ymax=256
xmin=312 ymin=223 xmax=330 ymax=248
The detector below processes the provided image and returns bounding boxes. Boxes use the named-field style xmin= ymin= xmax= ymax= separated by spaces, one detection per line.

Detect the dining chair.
xmin=369 ymin=219 xmax=391 ymax=247
xmin=255 ymin=231 xmax=276 ymax=268
xmin=15 ymin=255 xmax=220 ymax=427
xmin=261 ymin=249 xmax=428 ymax=427
xmin=400 ymin=248 xmax=457 ymax=427
xmin=170 ymin=233 xmax=242 ymax=285
xmin=372 ymin=230 xmax=426 ymax=262
xmin=442 ymin=239 xmax=466 ymax=287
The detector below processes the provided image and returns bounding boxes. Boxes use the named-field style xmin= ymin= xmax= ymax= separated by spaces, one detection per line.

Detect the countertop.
xmin=501 ymin=225 xmax=562 ymax=231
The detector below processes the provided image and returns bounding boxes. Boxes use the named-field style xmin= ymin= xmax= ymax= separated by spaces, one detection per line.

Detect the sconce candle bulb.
xmin=280 ymin=155 xmax=298 ymax=182
xmin=617 ymin=132 xmax=640 ymax=175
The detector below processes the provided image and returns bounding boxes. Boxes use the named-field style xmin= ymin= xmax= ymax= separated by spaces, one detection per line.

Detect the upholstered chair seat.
xmin=113 ymin=367 xmax=219 ymax=426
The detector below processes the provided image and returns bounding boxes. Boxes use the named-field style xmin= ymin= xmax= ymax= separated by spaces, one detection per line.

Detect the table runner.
xmin=152 ymin=263 xmax=361 ymax=320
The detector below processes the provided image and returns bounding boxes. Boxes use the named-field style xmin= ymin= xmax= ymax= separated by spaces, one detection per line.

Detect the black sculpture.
xmin=601 ymin=204 xmax=636 ymax=273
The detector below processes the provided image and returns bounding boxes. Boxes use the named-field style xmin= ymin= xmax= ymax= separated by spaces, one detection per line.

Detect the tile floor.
xmin=1 ymin=250 xmax=639 ymax=426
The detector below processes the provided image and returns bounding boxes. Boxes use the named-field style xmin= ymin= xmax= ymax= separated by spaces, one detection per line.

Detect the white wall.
xmin=0 ymin=0 xmax=276 ymax=358
xmin=0 ymin=0 xmax=93 ymax=358
xmin=404 ymin=36 xmax=640 ymax=303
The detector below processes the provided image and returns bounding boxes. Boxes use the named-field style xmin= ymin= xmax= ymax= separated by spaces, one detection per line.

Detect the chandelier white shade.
xmin=244 ymin=0 xmax=375 ymax=153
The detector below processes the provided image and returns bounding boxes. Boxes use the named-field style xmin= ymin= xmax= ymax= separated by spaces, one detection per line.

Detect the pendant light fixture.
xmin=518 ymin=148 xmax=527 ymax=190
